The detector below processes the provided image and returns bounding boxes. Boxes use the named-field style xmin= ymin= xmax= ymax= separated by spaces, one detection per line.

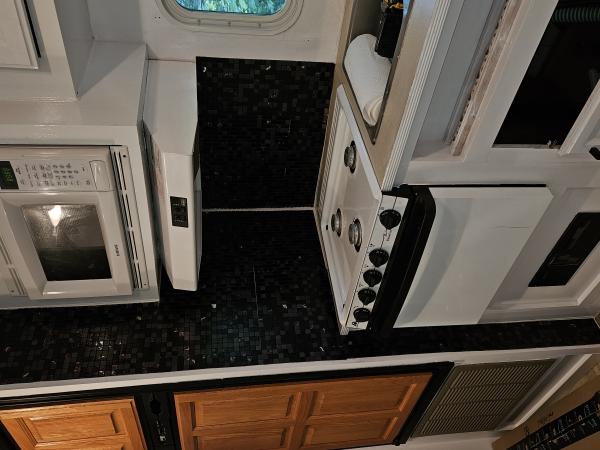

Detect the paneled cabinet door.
xmin=175 ymin=384 xmax=303 ymax=450
xmin=0 ymin=0 xmax=38 ymax=69
xmin=296 ymin=374 xmax=431 ymax=450
xmin=0 ymin=398 xmax=147 ymax=450
xmin=175 ymin=373 xmax=432 ymax=450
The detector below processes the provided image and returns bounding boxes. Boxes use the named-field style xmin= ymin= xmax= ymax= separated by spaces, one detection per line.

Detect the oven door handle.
xmin=368 ymin=186 xmax=436 ymax=337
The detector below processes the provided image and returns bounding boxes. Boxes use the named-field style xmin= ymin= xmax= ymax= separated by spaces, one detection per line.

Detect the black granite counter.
xmin=0 ymin=57 xmax=598 ymax=388
xmin=0 ymin=210 xmax=598 ymax=386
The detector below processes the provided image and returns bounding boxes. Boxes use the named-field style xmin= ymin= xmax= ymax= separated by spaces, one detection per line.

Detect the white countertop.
xmin=0 ymin=42 xmax=147 ymax=144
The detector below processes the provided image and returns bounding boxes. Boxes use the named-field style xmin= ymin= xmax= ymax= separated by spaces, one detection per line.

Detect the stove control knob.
xmin=344 ymin=141 xmax=357 ymax=173
xmin=348 ymin=219 xmax=362 ymax=251
xmin=353 ymin=307 xmax=371 ymax=323
xmin=363 ymin=269 xmax=382 ymax=287
xmin=369 ymin=249 xmax=389 ymax=267
xmin=330 ymin=208 xmax=342 ymax=236
xmin=358 ymin=288 xmax=377 ymax=305
xmin=379 ymin=209 xmax=402 ymax=229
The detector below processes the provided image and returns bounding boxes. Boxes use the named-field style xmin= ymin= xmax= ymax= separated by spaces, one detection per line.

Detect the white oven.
xmin=320 ymin=87 xmax=556 ymax=335
xmin=0 ymin=146 xmax=146 ymax=301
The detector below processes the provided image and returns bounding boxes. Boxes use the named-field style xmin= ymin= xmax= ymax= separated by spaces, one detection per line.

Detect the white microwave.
xmin=0 ymin=146 xmax=148 ymax=301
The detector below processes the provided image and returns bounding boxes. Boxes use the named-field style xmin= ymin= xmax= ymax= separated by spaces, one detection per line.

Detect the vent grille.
xmin=110 ymin=147 xmax=149 ymax=290
xmin=413 ymin=359 xmax=556 ymax=437
xmin=0 ymin=236 xmax=25 ymax=296
xmin=0 ymin=236 xmax=13 ymax=266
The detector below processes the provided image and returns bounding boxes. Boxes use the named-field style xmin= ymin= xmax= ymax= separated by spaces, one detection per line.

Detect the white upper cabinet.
xmin=0 ymin=0 xmax=38 ymax=69
xmin=451 ymin=0 xmax=600 ymax=159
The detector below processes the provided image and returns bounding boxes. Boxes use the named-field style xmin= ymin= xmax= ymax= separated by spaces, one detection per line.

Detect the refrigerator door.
xmin=144 ymin=61 xmax=200 ymax=291
xmin=393 ymin=186 xmax=553 ymax=328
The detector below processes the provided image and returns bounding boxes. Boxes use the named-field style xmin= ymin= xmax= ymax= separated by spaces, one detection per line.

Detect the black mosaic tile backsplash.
xmin=197 ymin=58 xmax=334 ymax=209
xmin=0 ymin=211 xmax=599 ymax=386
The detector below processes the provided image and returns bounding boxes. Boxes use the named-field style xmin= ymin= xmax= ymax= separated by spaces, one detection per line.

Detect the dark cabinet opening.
xmin=495 ymin=0 xmax=600 ymax=147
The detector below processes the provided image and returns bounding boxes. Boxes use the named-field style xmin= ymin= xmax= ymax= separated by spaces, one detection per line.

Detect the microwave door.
xmin=22 ymin=205 xmax=111 ymax=282
xmin=0 ymin=192 xmax=132 ymax=299
xmin=369 ymin=186 xmax=553 ymax=335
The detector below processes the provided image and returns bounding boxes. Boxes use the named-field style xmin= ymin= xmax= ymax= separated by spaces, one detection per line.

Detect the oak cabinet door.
xmin=0 ymin=398 xmax=147 ymax=450
xmin=175 ymin=373 xmax=432 ymax=450
xmin=299 ymin=413 xmax=400 ymax=449
xmin=175 ymin=385 xmax=302 ymax=450
xmin=298 ymin=374 xmax=431 ymax=449
xmin=193 ymin=423 xmax=295 ymax=450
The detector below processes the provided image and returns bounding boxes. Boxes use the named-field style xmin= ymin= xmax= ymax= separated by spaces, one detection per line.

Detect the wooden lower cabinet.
xmin=175 ymin=373 xmax=432 ymax=450
xmin=0 ymin=398 xmax=147 ymax=450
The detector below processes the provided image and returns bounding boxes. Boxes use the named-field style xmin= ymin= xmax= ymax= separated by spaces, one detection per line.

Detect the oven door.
xmin=370 ymin=185 xmax=553 ymax=333
xmin=0 ymin=191 xmax=132 ymax=299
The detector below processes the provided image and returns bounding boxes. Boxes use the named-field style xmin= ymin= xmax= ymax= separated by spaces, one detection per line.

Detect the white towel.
xmin=344 ymin=34 xmax=392 ymax=126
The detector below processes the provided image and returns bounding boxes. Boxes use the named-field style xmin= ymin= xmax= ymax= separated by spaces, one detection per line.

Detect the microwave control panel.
xmin=0 ymin=159 xmax=101 ymax=191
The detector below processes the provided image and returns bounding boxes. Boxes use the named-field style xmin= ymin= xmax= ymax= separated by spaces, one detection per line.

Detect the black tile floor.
xmin=0 ymin=210 xmax=599 ymax=385
xmin=197 ymin=57 xmax=334 ymax=209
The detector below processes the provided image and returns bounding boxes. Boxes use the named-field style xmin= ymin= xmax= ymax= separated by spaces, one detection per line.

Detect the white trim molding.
xmin=156 ymin=0 xmax=303 ymax=35
xmin=383 ymin=0 xmax=464 ymax=190
xmin=0 ymin=344 xmax=597 ymax=399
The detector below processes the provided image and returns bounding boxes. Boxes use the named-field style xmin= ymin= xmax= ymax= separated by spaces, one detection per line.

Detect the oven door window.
xmin=22 ymin=204 xmax=111 ymax=281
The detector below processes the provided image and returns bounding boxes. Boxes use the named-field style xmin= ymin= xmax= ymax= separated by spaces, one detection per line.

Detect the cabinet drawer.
xmin=299 ymin=413 xmax=398 ymax=449
xmin=175 ymin=385 xmax=302 ymax=450
xmin=176 ymin=385 xmax=302 ymax=428
xmin=195 ymin=423 xmax=295 ymax=450
xmin=306 ymin=374 xmax=429 ymax=417
xmin=0 ymin=398 xmax=147 ymax=450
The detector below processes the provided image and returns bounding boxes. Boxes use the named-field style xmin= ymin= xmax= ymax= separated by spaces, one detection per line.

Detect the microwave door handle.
xmin=368 ymin=187 xmax=436 ymax=337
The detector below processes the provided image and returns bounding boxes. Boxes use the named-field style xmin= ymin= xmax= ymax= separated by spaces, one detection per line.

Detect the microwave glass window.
xmin=0 ymin=161 xmax=18 ymax=189
xmin=22 ymin=204 xmax=112 ymax=281
xmin=494 ymin=0 xmax=600 ymax=147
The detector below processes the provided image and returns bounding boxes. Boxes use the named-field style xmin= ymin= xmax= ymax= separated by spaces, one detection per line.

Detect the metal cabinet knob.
xmin=344 ymin=141 xmax=357 ymax=173
xmin=348 ymin=219 xmax=362 ymax=251
xmin=330 ymin=208 xmax=342 ymax=236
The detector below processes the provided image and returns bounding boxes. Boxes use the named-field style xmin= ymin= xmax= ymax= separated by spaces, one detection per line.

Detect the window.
xmin=159 ymin=0 xmax=302 ymax=34
xmin=175 ymin=0 xmax=287 ymax=15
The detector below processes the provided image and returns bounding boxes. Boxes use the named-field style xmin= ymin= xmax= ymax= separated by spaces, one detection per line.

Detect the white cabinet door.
xmin=0 ymin=0 xmax=38 ymax=69
xmin=451 ymin=0 xmax=600 ymax=158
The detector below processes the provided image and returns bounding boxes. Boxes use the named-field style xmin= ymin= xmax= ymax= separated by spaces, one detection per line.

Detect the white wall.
xmin=54 ymin=0 xmax=94 ymax=95
xmin=86 ymin=0 xmax=345 ymax=62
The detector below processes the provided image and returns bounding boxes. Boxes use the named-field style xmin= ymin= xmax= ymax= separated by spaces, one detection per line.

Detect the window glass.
xmin=175 ymin=0 xmax=287 ymax=15
xmin=22 ymin=204 xmax=111 ymax=281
